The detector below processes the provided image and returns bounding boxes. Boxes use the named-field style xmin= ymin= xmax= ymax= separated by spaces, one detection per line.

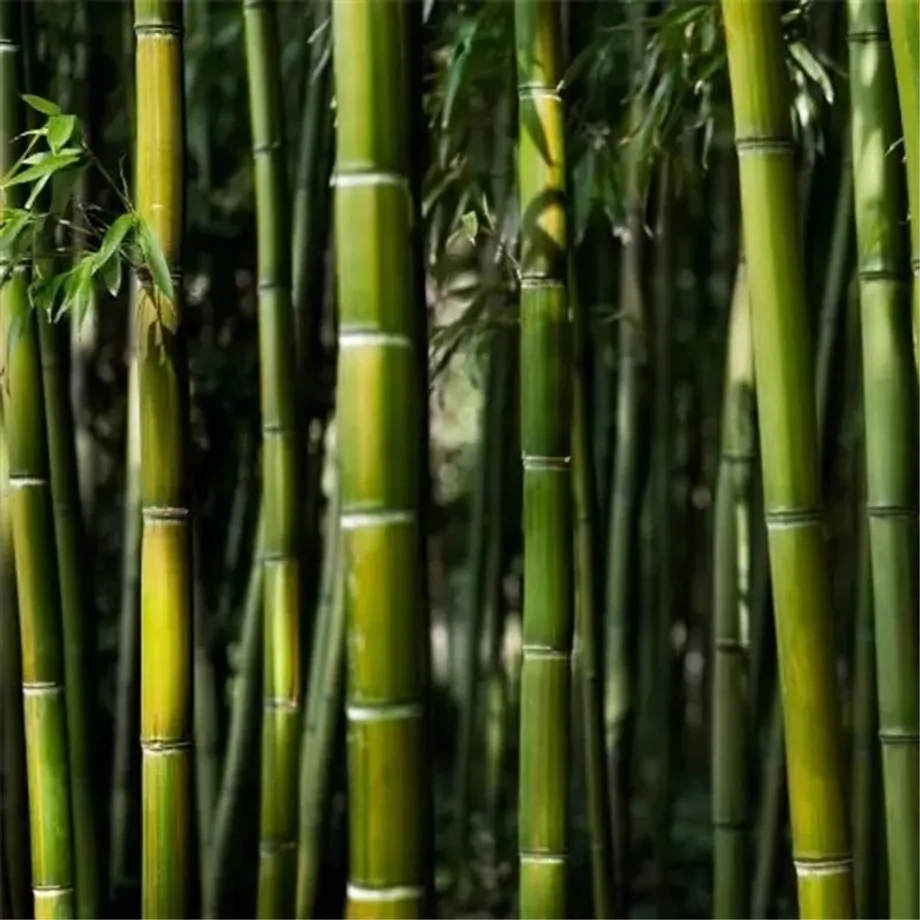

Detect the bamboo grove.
xmin=0 ymin=0 xmax=917 ymax=919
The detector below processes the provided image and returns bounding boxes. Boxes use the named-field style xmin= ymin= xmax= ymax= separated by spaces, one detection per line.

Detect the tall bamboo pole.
xmin=570 ymin=258 xmax=613 ymax=919
xmin=0 ymin=4 xmax=75 ymax=916
xmin=884 ymin=0 xmax=919 ymax=365
xmin=849 ymin=2 xmax=919 ymax=915
xmin=0 ymin=382 xmax=30 ymax=920
xmin=134 ymin=1 xmax=192 ymax=915
xmin=513 ymin=0 xmax=573 ymax=915
xmin=295 ymin=483 xmax=345 ymax=919
xmin=243 ymin=0 xmax=302 ymax=912
xmin=712 ymin=258 xmax=754 ymax=919
xmin=331 ymin=0 xmax=427 ymax=915
xmin=720 ymin=0 xmax=854 ymax=915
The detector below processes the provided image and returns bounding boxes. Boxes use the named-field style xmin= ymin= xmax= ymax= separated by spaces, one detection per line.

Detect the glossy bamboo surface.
xmin=720 ymin=1 xmax=854 ymax=915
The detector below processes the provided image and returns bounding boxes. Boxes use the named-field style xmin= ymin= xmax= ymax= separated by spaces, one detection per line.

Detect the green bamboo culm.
xmin=711 ymin=258 xmax=754 ymax=919
xmin=295 ymin=483 xmax=345 ymax=918
xmin=719 ymin=1 xmax=854 ymax=916
xmin=849 ymin=2 xmax=919 ymax=916
xmin=331 ymin=0 xmax=428 ymax=914
xmin=569 ymin=260 xmax=614 ymax=919
xmin=135 ymin=1 xmax=193 ymax=915
xmin=0 ymin=370 xmax=31 ymax=920
xmin=884 ymin=0 xmax=919 ymax=368
xmin=0 ymin=3 xmax=76 ymax=917
xmin=514 ymin=0 xmax=573 ymax=916
xmin=243 ymin=0 xmax=303 ymax=915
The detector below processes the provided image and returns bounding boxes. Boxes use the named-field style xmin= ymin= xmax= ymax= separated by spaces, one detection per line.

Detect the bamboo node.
xmin=346 ymin=884 xmax=425 ymax=903
xmin=520 ymin=276 xmax=565 ymax=290
xmin=140 ymin=739 xmax=191 ymax=754
xmin=340 ymin=509 xmax=415 ymax=530
xmin=8 ymin=475 xmax=49 ymax=489
xmin=517 ymin=83 xmax=562 ymax=103
xmin=878 ymin=728 xmax=920 ymax=745
xmin=734 ymin=137 xmax=794 ymax=156
xmin=866 ymin=503 xmax=917 ymax=519
xmin=520 ymin=852 xmax=566 ymax=864
xmin=339 ymin=330 xmax=413 ymax=350
xmin=22 ymin=682 xmax=63 ymax=697
xmin=345 ymin=702 xmax=423 ymax=723
xmin=793 ymin=857 xmax=853 ymax=878
xmin=522 ymin=646 xmax=568 ymax=660
xmin=847 ymin=28 xmax=890 ymax=43
xmin=522 ymin=454 xmax=570 ymax=471
xmin=764 ymin=507 xmax=823 ymax=529
xmin=258 ymin=839 xmax=297 ymax=855
xmin=252 ymin=140 xmax=282 ymax=157
xmin=142 ymin=505 xmax=190 ymax=523
xmin=133 ymin=23 xmax=182 ymax=38
xmin=857 ymin=267 xmax=911 ymax=283
xmin=331 ymin=171 xmax=408 ymax=190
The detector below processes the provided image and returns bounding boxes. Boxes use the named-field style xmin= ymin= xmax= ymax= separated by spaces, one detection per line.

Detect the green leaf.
xmin=29 ymin=272 xmax=66 ymax=319
xmin=0 ymin=210 xmax=32 ymax=254
xmin=788 ymin=41 xmax=834 ymax=104
xmin=95 ymin=212 xmax=136 ymax=269
xmin=101 ymin=253 xmax=122 ymax=298
xmin=21 ymin=94 xmax=61 ymax=116
xmin=138 ymin=219 xmax=175 ymax=302
xmin=25 ymin=173 xmax=52 ymax=210
xmin=46 ymin=115 xmax=77 ymax=154
xmin=1 ymin=150 xmax=82 ymax=190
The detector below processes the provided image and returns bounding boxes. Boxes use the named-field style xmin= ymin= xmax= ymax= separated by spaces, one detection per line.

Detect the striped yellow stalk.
xmin=1 ymin=3 xmax=75 ymax=917
xmin=135 ymin=1 xmax=192 ymax=915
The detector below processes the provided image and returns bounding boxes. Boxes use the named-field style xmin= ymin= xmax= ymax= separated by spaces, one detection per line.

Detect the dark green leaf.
xmin=101 ymin=253 xmax=122 ymax=298
xmin=138 ymin=219 xmax=175 ymax=302
xmin=0 ymin=210 xmax=32 ymax=254
xmin=29 ymin=272 xmax=66 ymax=319
xmin=21 ymin=94 xmax=61 ymax=116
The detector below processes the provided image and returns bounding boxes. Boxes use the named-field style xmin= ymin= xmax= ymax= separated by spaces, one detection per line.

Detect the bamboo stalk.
xmin=712 ymin=258 xmax=754 ymax=919
xmin=134 ymin=1 xmax=192 ymax=914
xmin=570 ymin=255 xmax=613 ymax=919
xmin=0 ymin=5 xmax=75 ymax=916
xmin=720 ymin=0 xmax=854 ymax=914
xmin=332 ymin=0 xmax=428 ymax=912
xmin=203 ymin=514 xmax=264 ymax=919
xmin=242 ymin=1 xmax=302 ymax=912
xmin=603 ymin=7 xmax=647 ymax=911
xmin=513 ymin=1 xmax=574 ymax=915
xmin=0 ymin=394 xmax=30 ymax=920
xmin=849 ymin=2 xmax=919 ymax=915
xmin=884 ymin=0 xmax=919 ymax=369
xmin=294 ymin=483 xmax=345 ymax=919
xmin=109 ymin=281 xmax=141 ymax=901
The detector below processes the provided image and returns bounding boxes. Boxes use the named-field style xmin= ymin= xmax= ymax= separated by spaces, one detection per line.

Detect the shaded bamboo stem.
xmin=203 ymin=514 xmax=264 ymax=919
xmin=711 ymin=258 xmax=754 ymax=919
xmin=294 ymin=483 xmax=345 ymax=918
xmin=570 ymin=257 xmax=614 ymax=919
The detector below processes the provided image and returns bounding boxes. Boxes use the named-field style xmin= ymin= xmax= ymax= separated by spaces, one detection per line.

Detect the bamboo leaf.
xmin=788 ymin=41 xmax=834 ymax=104
xmin=137 ymin=219 xmax=174 ymax=302
xmin=29 ymin=272 xmax=66 ymax=319
xmin=21 ymin=93 xmax=61 ymax=116
xmin=95 ymin=213 xmax=136 ymax=269
xmin=1 ymin=150 xmax=82 ymax=190
xmin=50 ymin=164 xmax=83 ymax=217
xmin=25 ymin=173 xmax=52 ymax=210
xmin=0 ymin=209 xmax=31 ymax=254
xmin=46 ymin=114 xmax=77 ymax=154
xmin=101 ymin=253 xmax=122 ymax=298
